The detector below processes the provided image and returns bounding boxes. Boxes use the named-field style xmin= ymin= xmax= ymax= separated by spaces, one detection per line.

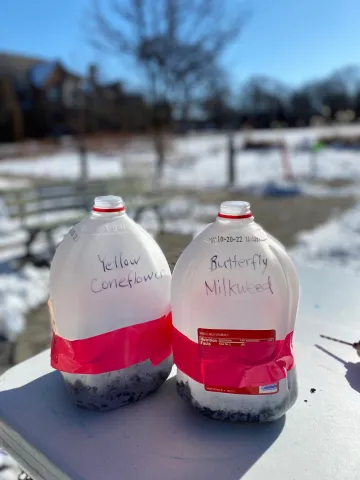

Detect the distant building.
xmin=0 ymin=52 xmax=149 ymax=143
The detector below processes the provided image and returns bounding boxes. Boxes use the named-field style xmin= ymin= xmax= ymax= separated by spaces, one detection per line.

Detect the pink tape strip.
xmin=172 ymin=327 xmax=294 ymax=388
xmin=51 ymin=313 xmax=172 ymax=374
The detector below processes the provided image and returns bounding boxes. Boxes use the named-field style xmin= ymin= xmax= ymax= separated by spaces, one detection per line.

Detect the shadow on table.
xmin=315 ymin=344 xmax=360 ymax=394
xmin=0 ymin=371 xmax=286 ymax=480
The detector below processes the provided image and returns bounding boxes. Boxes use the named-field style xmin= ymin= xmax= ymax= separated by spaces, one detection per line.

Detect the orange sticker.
xmin=198 ymin=328 xmax=279 ymax=395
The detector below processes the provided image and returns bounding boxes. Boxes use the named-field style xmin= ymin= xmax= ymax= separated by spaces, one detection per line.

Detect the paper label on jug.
xmin=197 ymin=328 xmax=279 ymax=395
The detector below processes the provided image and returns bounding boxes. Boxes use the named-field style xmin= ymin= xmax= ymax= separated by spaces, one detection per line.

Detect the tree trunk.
xmin=77 ymin=134 xmax=89 ymax=208
xmin=79 ymin=139 xmax=89 ymax=181
xmin=12 ymin=104 xmax=24 ymax=142
xmin=77 ymin=95 xmax=89 ymax=207
xmin=153 ymin=127 xmax=166 ymax=179
xmin=227 ymin=131 xmax=236 ymax=188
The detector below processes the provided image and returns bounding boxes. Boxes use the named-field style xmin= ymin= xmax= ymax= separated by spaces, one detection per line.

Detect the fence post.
xmin=310 ymin=149 xmax=317 ymax=179
xmin=77 ymin=136 xmax=89 ymax=208
xmin=280 ymin=140 xmax=295 ymax=180
xmin=227 ymin=131 xmax=236 ymax=188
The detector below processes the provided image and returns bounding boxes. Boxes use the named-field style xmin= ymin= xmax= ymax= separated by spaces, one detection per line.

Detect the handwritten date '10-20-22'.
xmin=208 ymin=235 xmax=267 ymax=244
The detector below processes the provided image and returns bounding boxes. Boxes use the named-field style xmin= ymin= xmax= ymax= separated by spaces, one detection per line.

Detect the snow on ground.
xmin=1 ymin=126 xmax=360 ymax=190
xmin=290 ymin=202 xmax=360 ymax=273
xmin=300 ymin=182 xmax=360 ymax=198
xmin=243 ymin=123 xmax=360 ymax=145
xmin=0 ymin=264 xmax=49 ymax=341
xmin=0 ymin=208 xmax=86 ymax=263
xmin=162 ymin=145 xmax=360 ymax=190
xmin=0 ymin=177 xmax=30 ymax=190
xmin=0 ymin=208 xmax=84 ymax=234
xmin=118 ymin=125 xmax=360 ymax=190
xmin=0 ymin=450 xmax=22 ymax=480
xmin=0 ymin=152 xmax=122 ymax=180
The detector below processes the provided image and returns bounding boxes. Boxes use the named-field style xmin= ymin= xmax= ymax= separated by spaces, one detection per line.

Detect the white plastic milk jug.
xmin=171 ymin=201 xmax=299 ymax=422
xmin=49 ymin=196 xmax=172 ymax=411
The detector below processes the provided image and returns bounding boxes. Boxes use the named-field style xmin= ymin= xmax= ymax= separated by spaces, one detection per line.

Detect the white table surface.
xmin=1 ymin=263 xmax=360 ymax=480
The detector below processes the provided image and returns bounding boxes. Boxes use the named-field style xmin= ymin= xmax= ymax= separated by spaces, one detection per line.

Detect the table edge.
xmin=0 ymin=420 xmax=71 ymax=480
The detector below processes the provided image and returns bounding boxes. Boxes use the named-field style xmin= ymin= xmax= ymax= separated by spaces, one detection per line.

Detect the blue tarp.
xmin=262 ymin=182 xmax=303 ymax=197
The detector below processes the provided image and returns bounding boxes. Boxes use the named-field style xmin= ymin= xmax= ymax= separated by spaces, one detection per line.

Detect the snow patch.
xmin=0 ymin=152 xmax=122 ymax=180
xmin=0 ymin=450 xmax=22 ymax=480
xmin=0 ymin=264 xmax=49 ymax=341
xmin=290 ymin=203 xmax=360 ymax=272
xmin=0 ymin=177 xmax=31 ymax=190
xmin=2 ymin=127 xmax=360 ymax=190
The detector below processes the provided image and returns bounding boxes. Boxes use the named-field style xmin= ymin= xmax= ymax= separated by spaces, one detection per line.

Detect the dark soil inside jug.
xmin=177 ymin=374 xmax=298 ymax=422
xmin=63 ymin=356 xmax=172 ymax=411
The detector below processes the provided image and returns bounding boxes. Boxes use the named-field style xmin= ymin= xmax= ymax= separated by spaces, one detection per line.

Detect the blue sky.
xmin=1 ymin=0 xmax=360 ymax=89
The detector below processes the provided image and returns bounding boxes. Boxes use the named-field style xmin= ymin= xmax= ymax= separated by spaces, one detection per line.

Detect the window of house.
xmin=62 ymin=79 xmax=85 ymax=108
xmin=47 ymin=87 xmax=60 ymax=102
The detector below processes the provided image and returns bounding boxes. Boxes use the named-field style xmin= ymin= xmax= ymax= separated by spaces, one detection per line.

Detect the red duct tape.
xmin=51 ymin=313 xmax=172 ymax=374
xmin=172 ymin=326 xmax=294 ymax=393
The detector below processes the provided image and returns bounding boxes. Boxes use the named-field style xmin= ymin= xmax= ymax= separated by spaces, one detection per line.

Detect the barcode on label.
xmin=259 ymin=384 xmax=278 ymax=394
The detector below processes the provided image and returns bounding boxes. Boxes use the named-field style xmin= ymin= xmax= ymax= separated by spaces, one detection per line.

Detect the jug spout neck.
xmin=91 ymin=195 xmax=126 ymax=217
xmin=216 ymin=201 xmax=254 ymax=224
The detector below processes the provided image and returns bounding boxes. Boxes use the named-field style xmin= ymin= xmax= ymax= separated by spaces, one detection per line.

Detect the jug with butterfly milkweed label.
xmin=49 ymin=195 xmax=172 ymax=411
xmin=171 ymin=200 xmax=299 ymax=422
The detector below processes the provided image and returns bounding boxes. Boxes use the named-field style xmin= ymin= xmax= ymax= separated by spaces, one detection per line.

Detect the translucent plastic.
xmin=171 ymin=201 xmax=299 ymax=422
xmin=49 ymin=196 xmax=172 ymax=411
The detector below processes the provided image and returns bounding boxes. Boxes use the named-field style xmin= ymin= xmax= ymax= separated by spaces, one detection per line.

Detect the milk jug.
xmin=49 ymin=196 xmax=172 ymax=411
xmin=171 ymin=201 xmax=299 ymax=422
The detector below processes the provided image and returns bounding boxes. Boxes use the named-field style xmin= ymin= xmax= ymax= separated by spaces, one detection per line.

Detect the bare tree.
xmin=240 ymin=76 xmax=290 ymax=128
xmin=86 ymin=0 xmax=248 ymax=177
xmin=202 ymin=68 xmax=234 ymax=127
xmin=202 ymin=72 xmax=238 ymax=187
xmin=289 ymin=87 xmax=316 ymax=126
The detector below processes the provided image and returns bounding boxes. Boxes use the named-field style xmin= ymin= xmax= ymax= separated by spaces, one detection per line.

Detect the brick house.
xmin=0 ymin=52 xmax=149 ymax=143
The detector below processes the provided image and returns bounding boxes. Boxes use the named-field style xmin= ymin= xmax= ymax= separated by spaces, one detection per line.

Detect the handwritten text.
xmin=97 ymin=253 xmax=140 ymax=272
xmin=91 ymin=269 xmax=166 ymax=293
xmin=205 ymin=276 xmax=273 ymax=296
xmin=210 ymin=254 xmax=268 ymax=274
